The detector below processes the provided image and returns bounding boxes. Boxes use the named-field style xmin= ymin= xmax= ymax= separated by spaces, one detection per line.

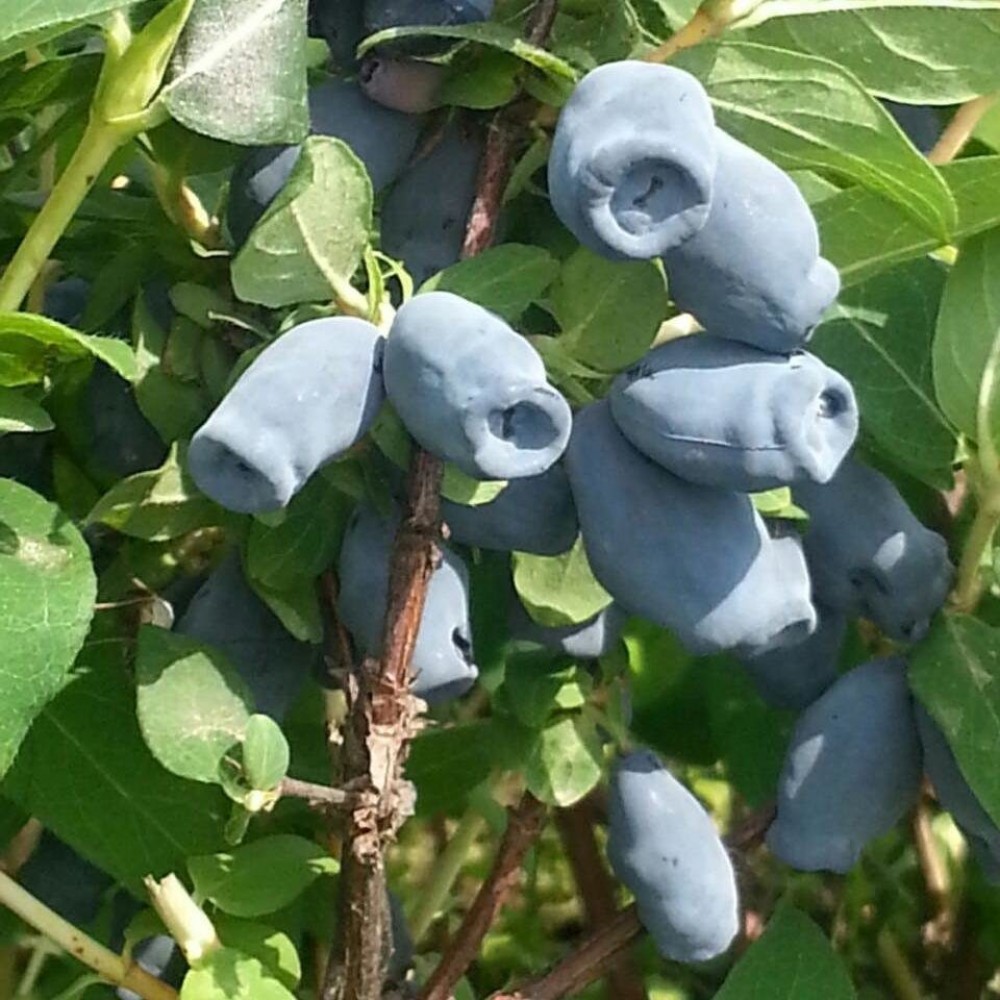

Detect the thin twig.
xmin=0 ymin=820 xmax=43 ymax=876
xmin=877 ymin=927 xmax=925 ymax=1000
xmin=913 ymin=796 xmax=951 ymax=924
xmin=728 ymin=800 xmax=776 ymax=851
xmin=460 ymin=120 xmax=521 ymax=259
xmin=491 ymin=799 xmax=776 ymax=1000
xmin=459 ymin=0 xmax=559 ymax=259
xmin=554 ymin=799 xmax=646 ymax=1000
xmin=524 ymin=0 xmax=560 ymax=46
xmin=278 ymin=777 xmax=360 ymax=811
xmin=420 ymin=793 xmax=548 ymax=1000
xmin=492 ymin=906 xmax=644 ymax=1000
xmin=928 ymin=94 xmax=998 ymax=165
xmin=0 ymin=873 xmax=177 ymax=1000
xmin=641 ymin=7 xmax=723 ymax=64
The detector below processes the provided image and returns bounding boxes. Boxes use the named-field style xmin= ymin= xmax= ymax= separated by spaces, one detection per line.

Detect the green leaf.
xmin=170 ymin=282 xmax=235 ymax=330
xmin=3 ymin=638 xmax=228 ymax=892
xmin=420 ymin=245 xmax=559 ymax=322
xmin=180 ymin=947 xmax=297 ymax=1000
xmin=550 ymin=0 xmax=642 ymax=64
xmin=241 ymin=714 xmax=289 ymax=792
xmin=0 ymin=796 xmax=28 ymax=852
xmin=245 ymin=471 xmax=353 ymax=590
xmin=0 ymin=0 xmax=133 ymax=60
xmin=248 ymin=573 xmax=322 ymax=643
xmin=129 ymin=292 xmax=213 ymax=437
xmin=0 ymin=388 xmax=53 ymax=433
xmin=624 ymin=619 xmax=718 ymax=765
xmin=747 ymin=5 xmax=1000 ymax=104
xmin=499 ymin=651 xmax=580 ymax=730
xmin=0 ymin=56 xmax=102 ymax=118
xmin=213 ymin=917 xmax=301 ymax=990
xmin=162 ymin=0 xmax=309 ymax=145
xmin=512 ymin=537 xmax=612 ymax=628
xmin=437 ymin=49 xmax=521 ymax=109
xmin=135 ymin=367 xmax=212 ymax=443
xmin=910 ymin=615 xmax=1000 ymax=829
xmin=95 ymin=0 xmax=195 ymax=121
xmin=673 ymin=42 xmax=957 ymax=241
xmin=136 ymin=625 xmax=253 ymax=784
xmin=933 ymin=227 xmax=1000 ymax=443
xmin=818 ymin=156 xmax=1000 ymax=288
xmin=231 ymin=137 xmax=372 ymax=308
xmin=704 ymin=658 xmax=791 ymax=808
xmin=188 ymin=834 xmax=338 ymax=917
xmin=715 ymin=905 xmax=855 ymax=999
xmin=750 ymin=487 xmax=806 ymax=521
xmin=0 ymin=312 xmax=137 ymax=387
xmin=358 ymin=21 xmax=580 ymax=93
xmin=0 ymin=480 xmax=95 ymax=777
xmin=164 ymin=318 xmax=206 ymax=382
xmin=87 ymin=444 xmax=223 ymax=541
xmin=524 ymin=714 xmax=603 ymax=807
xmin=549 ymin=248 xmax=667 ymax=372
xmin=810 ymin=258 xmax=956 ymax=486
xmin=406 ymin=720 xmax=499 ymax=817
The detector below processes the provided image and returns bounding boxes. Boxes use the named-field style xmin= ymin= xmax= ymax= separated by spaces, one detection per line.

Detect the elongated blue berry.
xmin=565 ymin=401 xmax=816 ymax=656
xmin=42 ymin=276 xmax=90 ymax=325
xmin=227 ymin=145 xmax=303 ymax=248
xmin=308 ymin=78 xmax=423 ymax=187
xmin=767 ymin=657 xmax=922 ymax=872
xmin=117 ymin=937 xmax=185 ymax=999
xmin=661 ymin=129 xmax=840 ymax=352
xmin=359 ymin=55 xmax=444 ymax=113
xmin=610 ymin=336 xmax=858 ymax=491
xmin=794 ymin=456 xmax=952 ymax=643
xmin=607 ymin=748 xmax=739 ymax=962
xmin=85 ymin=363 xmax=167 ymax=479
xmin=738 ymin=605 xmax=847 ymax=711
xmin=548 ymin=61 xmax=717 ymax=261
xmin=882 ymin=100 xmax=941 ymax=155
xmin=442 ymin=463 xmax=578 ymax=555
xmin=188 ymin=317 xmax=385 ymax=513
xmin=548 ymin=62 xmax=839 ymax=350
xmin=384 ymin=292 xmax=572 ymax=480
xmin=380 ymin=123 xmax=482 ymax=286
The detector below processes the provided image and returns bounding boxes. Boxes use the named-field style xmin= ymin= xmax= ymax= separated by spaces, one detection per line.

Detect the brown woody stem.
xmin=490 ymin=800 xmax=776 ymax=1000
xmin=325 ymin=4 xmax=560 ymax=996
xmin=554 ymin=799 xmax=646 ymax=1000
xmin=420 ymin=793 xmax=548 ymax=1000
xmin=324 ymin=453 xmax=443 ymax=1000
xmin=492 ymin=906 xmax=644 ymax=1000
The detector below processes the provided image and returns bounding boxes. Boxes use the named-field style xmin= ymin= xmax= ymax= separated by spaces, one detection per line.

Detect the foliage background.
xmin=0 ymin=0 xmax=998 ymax=998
